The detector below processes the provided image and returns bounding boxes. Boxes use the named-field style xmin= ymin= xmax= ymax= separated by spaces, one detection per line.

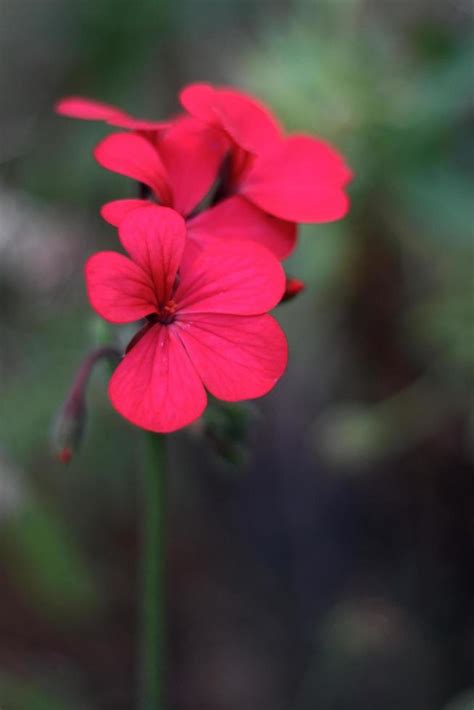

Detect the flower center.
xmin=153 ymin=299 xmax=178 ymax=325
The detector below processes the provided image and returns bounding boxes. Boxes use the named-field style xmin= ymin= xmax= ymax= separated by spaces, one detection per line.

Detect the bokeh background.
xmin=1 ymin=0 xmax=473 ymax=708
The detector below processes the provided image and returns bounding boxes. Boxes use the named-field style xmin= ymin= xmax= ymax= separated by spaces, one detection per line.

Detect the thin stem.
xmin=68 ymin=346 xmax=121 ymax=403
xmin=140 ymin=433 xmax=166 ymax=710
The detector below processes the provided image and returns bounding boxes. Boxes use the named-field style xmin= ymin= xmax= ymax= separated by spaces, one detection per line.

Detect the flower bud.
xmin=52 ymin=395 xmax=86 ymax=465
xmin=280 ymin=277 xmax=305 ymax=303
xmin=52 ymin=346 xmax=120 ymax=463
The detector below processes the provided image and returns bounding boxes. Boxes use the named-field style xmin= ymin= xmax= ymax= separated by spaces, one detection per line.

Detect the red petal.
xmin=55 ymin=96 xmax=128 ymax=122
xmin=158 ymin=117 xmax=229 ymax=216
xmin=188 ymin=195 xmax=297 ymax=261
xmin=94 ymin=133 xmax=171 ymax=203
xmin=100 ymin=199 xmax=150 ymax=227
xmin=179 ymin=83 xmax=219 ymax=124
xmin=214 ymin=87 xmax=282 ymax=155
xmin=85 ymin=252 xmax=156 ymax=323
xmin=109 ymin=323 xmax=207 ymax=433
xmin=180 ymin=83 xmax=282 ymax=155
xmin=175 ymin=313 xmax=287 ymax=401
xmin=119 ymin=206 xmax=186 ymax=305
xmin=109 ymin=117 xmax=168 ymax=131
xmin=175 ymin=240 xmax=285 ymax=316
xmin=55 ymin=96 xmax=166 ymax=130
xmin=242 ymin=134 xmax=352 ymax=222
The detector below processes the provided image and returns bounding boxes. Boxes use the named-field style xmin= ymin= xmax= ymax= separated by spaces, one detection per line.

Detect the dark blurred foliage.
xmin=1 ymin=0 xmax=473 ymax=708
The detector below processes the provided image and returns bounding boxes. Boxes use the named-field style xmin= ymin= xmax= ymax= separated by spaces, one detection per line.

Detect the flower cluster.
xmin=56 ymin=83 xmax=351 ymax=433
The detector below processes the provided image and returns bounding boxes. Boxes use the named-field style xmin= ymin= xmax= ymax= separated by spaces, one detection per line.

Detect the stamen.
xmin=155 ymin=299 xmax=178 ymax=325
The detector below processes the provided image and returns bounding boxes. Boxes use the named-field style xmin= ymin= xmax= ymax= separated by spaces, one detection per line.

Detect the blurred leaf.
xmin=443 ymin=690 xmax=474 ymax=710
xmin=408 ymin=293 xmax=474 ymax=374
xmin=396 ymin=169 xmax=474 ymax=248
xmin=0 ymin=673 xmax=76 ymax=710
xmin=312 ymin=376 xmax=460 ymax=469
xmin=2 ymin=499 xmax=100 ymax=621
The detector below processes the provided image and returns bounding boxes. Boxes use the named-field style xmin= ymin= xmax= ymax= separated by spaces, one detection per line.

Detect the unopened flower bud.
xmin=280 ymin=277 xmax=305 ymax=303
xmin=52 ymin=346 xmax=120 ymax=463
xmin=53 ymin=395 xmax=86 ymax=465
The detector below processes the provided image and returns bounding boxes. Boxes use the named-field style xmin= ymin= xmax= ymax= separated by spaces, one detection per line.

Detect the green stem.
xmin=140 ymin=433 xmax=166 ymax=710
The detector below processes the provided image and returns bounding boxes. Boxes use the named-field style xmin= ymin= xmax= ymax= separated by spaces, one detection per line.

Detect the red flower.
xmin=95 ymin=118 xmax=297 ymax=261
xmin=180 ymin=83 xmax=352 ymax=223
xmin=85 ymin=205 xmax=288 ymax=433
xmin=94 ymin=117 xmax=296 ymax=259
xmin=55 ymin=84 xmax=351 ymax=259
xmin=55 ymin=96 xmax=168 ymax=131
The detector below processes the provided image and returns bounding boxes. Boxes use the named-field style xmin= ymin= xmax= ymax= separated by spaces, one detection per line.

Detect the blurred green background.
xmin=0 ymin=0 xmax=473 ymax=708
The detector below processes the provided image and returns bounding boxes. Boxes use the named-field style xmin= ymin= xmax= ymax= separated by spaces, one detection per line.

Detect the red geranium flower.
xmin=54 ymin=93 xmax=296 ymax=259
xmin=180 ymin=82 xmax=352 ymax=223
xmin=85 ymin=205 xmax=288 ymax=433
xmin=95 ymin=118 xmax=297 ymax=261
xmin=55 ymin=83 xmax=351 ymax=258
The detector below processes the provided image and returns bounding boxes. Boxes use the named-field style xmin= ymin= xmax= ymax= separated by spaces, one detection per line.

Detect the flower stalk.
xmin=140 ymin=432 xmax=167 ymax=710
